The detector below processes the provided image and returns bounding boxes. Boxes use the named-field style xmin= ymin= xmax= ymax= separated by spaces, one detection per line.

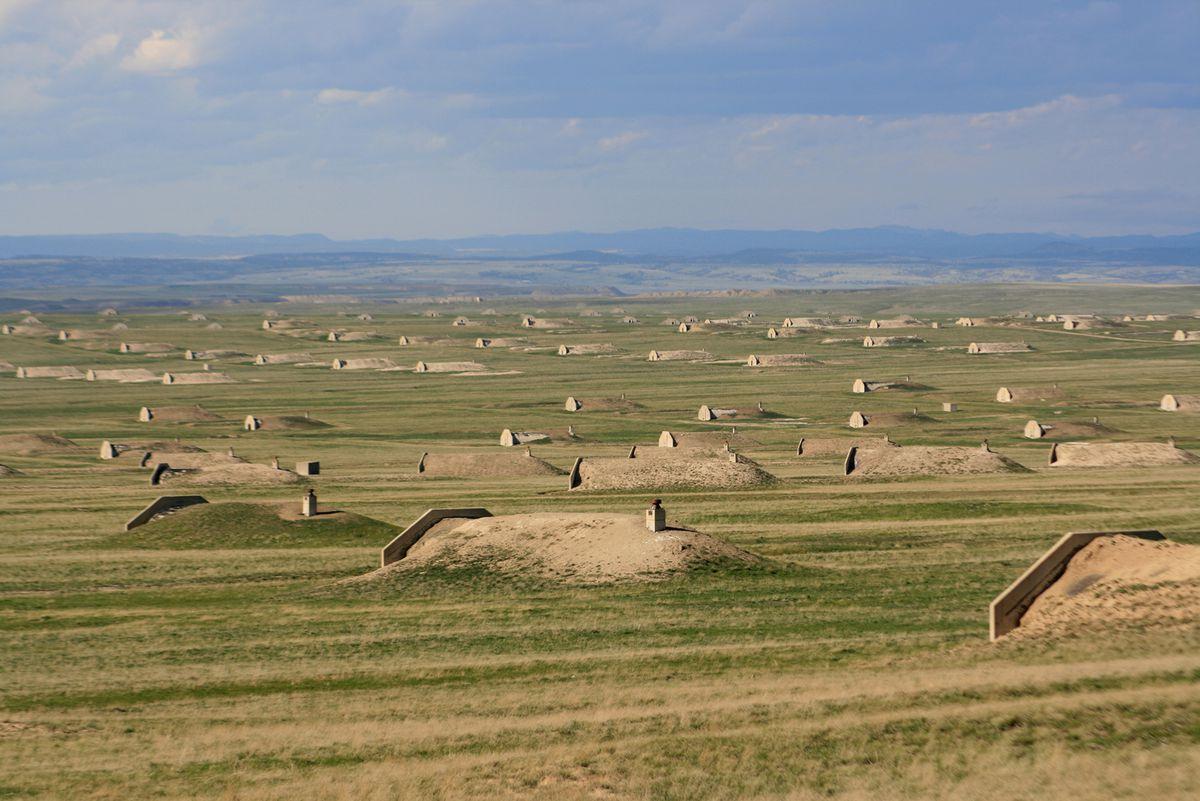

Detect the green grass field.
xmin=2 ymin=284 xmax=1199 ymax=800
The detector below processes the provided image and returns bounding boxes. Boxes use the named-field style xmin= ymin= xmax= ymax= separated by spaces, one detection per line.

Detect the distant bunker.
xmin=139 ymin=405 xmax=222 ymax=424
xmin=243 ymin=414 xmax=330 ymax=431
xmin=851 ymin=378 xmax=926 ymax=394
xmin=847 ymin=410 xmax=934 ymax=428
xmin=996 ymin=385 xmax=1064 ymax=403
xmin=796 ymin=436 xmax=895 ymax=457
xmin=569 ymin=452 xmax=776 ymax=491
xmin=368 ymin=508 xmax=761 ymax=584
xmin=989 ymin=531 xmax=1199 ymax=640
xmin=968 ymin=342 xmax=1033 ymax=354
xmin=745 ymin=353 xmax=821 ymax=367
xmin=647 ymin=350 xmax=713 ymax=362
xmin=1160 ymin=394 xmax=1200 ymax=412
xmin=564 ymin=396 xmax=638 ymax=413
xmin=1023 ymin=419 xmax=1113 ymax=439
xmin=557 ymin=343 xmax=619 ymax=356
xmin=697 ymin=404 xmax=773 ymax=421
xmin=152 ymin=462 xmax=306 ymax=487
xmin=1047 ymin=441 xmax=1199 ymax=468
xmin=417 ymin=451 xmax=565 ymax=478
xmin=114 ymin=500 xmax=400 ymax=549
xmin=863 ymin=336 xmax=925 ymax=348
xmin=844 ymin=444 xmax=1030 ymax=477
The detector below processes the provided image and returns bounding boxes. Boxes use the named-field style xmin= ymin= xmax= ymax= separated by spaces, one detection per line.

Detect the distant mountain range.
xmin=2 ymin=226 xmax=1199 ymax=261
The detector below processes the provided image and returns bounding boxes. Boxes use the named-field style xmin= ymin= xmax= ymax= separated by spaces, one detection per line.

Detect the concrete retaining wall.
xmin=988 ymin=529 xmax=1165 ymax=640
xmin=380 ymin=507 xmax=492 ymax=566
xmin=124 ymin=495 xmax=208 ymax=531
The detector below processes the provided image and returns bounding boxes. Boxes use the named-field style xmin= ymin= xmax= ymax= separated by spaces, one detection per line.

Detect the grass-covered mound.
xmin=107 ymin=501 xmax=401 ymax=549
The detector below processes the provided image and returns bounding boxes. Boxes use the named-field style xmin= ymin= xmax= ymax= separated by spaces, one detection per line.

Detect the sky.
xmin=0 ymin=0 xmax=1197 ymax=238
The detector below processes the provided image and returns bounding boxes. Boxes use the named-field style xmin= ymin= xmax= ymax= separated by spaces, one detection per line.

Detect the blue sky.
xmin=0 ymin=1 xmax=1197 ymax=237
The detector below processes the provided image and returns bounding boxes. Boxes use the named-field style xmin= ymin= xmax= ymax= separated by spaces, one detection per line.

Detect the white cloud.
xmin=969 ymin=94 xmax=1121 ymax=129
xmin=597 ymin=130 xmax=646 ymax=151
xmin=316 ymin=87 xmax=398 ymax=107
xmin=67 ymin=33 xmax=121 ymax=70
xmin=121 ymin=30 xmax=200 ymax=74
xmin=0 ymin=75 xmax=50 ymax=115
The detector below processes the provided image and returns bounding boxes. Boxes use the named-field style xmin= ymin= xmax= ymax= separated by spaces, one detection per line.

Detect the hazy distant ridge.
xmin=3 ymin=226 xmax=1199 ymax=260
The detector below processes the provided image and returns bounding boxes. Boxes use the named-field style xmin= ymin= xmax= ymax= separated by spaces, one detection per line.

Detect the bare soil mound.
xmin=86 ymin=368 xmax=159 ymax=382
xmin=17 ymin=366 xmax=85 ymax=379
xmin=574 ymin=453 xmax=777 ymax=490
xmin=657 ymin=430 xmax=759 ymax=450
xmin=565 ymin=396 xmax=641 ymax=413
xmin=1048 ymin=442 xmax=1199 ymax=468
xmin=257 ymin=415 xmax=331 ymax=431
xmin=1012 ymin=535 xmax=1200 ymax=639
xmin=156 ymin=463 xmax=305 ymax=486
xmin=414 ymin=361 xmax=487 ymax=373
xmin=848 ymin=445 xmax=1030 ymax=477
xmin=1023 ymin=420 xmax=1116 ymax=439
xmin=419 ymin=452 xmax=566 ymax=478
xmin=163 ymin=372 xmax=234 ymax=385
xmin=254 ymin=352 xmax=313 ymax=365
xmin=357 ymin=513 xmax=761 ymax=584
xmin=647 ymin=350 xmax=713 ymax=362
xmin=797 ymin=436 xmax=896 ymax=457
xmin=0 ymin=433 xmax=79 ymax=455
xmin=745 ymin=353 xmax=822 ymax=367
xmin=145 ymin=405 xmax=223 ymax=423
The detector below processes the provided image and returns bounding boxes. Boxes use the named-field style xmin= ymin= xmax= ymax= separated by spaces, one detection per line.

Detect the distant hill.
xmin=3 ymin=226 xmax=1198 ymax=260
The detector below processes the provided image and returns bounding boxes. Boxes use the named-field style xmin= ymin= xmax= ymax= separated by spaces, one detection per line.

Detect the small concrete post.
xmin=646 ymin=499 xmax=665 ymax=532
xmin=271 ymin=456 xmax=280 ymax=470
xmin=301 ymin=489 xmax=317 ymax=517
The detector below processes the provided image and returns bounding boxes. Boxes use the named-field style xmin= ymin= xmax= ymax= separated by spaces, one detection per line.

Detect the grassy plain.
xmin=1 ymin=284 xmax=1199 ymax=800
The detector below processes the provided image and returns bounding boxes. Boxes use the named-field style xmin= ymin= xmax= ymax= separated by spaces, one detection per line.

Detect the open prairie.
xmin=2 ymin=284 xmax=1199 ymax=800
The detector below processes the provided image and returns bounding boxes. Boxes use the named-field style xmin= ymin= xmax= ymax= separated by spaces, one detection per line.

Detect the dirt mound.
xmin=1048 ymin=442 xmax=1199 ymax=468
xmin=332 ymin=357 xmax=396 ymax=370
xmin=119 ymin=342 xmax=173 ymax=354
xmin=968 ymin=342 xmax=1032 ymax=354
xmin=144 ymin=451 xmax=245 ymax=469
xmin=657 ymin=430 xmax=758 ymax=450
xmin=1012 ymin=535 xmax=1200 ymax=639
xmin=156 ymin=463 xmax=306 ymax=486
xmin=796 ymin=435 xmax=896 ymax=457
xmin=564 ymin=396 xmax=640 ymax=413
xmin=0 ymin=464 xmax=23 ymax=477
xmin=418 ymin=452 xmax=566 ymax=478
xmin=996 ymin=386 xmax=1065 ymax=403
xmin=107 ymin=502 xmax=400 ymax=549
xmin=0 ymin=433 xmax=79 ymax=455
xmin=745 ymin=353 xmax=822 ymax=367
xmin=414 ymin=361 xmax=487 ymax=373
xmin=1023 ymin=420 xmax=1115 ymax=439
xmin=86 ymin=368 xmax=159 ymax=382
xmin=697 ymin=404 xmax=774 ymax=421
xmin=186 ymin=349 xmax=246 ymax=360
xmin=647 ymin=350 xmax=713 ymax=362
xmin=143 ymin=405 xmax=223 ymax=423
xmin=573 ymin=453 xmax=776 ymax=490
xmin=255 ymin=414 xmax=331 ymax=431
xmin=847 ymin=410 xmax=935 ymax=428
xmin=16 ymin=366 xmax=85 ymax=379
xmin=862 ymin=336 xmax=925 ymax=347
xmin=254 ymin=352 xmax=313 ymax=365
xmin=358 ymin=513 xmax=760 ymax=584
xmin=161 ymin=372 xmax=234 ymax=385
xmin=557 ymin=343 xmax=620 ymax=355
xmin=847 ymin=445 xmax=1030 ymax=477
xmin=1161 ymin=394 xmax=1200 ymax=412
